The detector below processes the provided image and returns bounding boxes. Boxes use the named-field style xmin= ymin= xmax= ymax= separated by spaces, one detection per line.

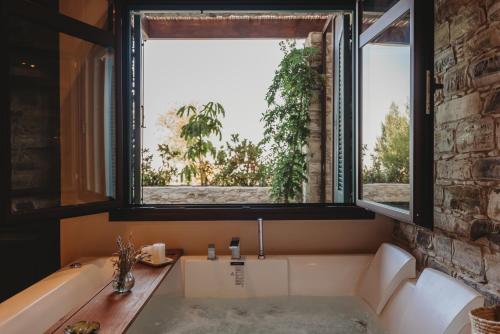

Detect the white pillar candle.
xmin=152 ymin=243 xmax=166 ymax=263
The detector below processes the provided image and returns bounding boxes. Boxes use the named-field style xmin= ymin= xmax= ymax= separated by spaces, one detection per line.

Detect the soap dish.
xmin=140 ymin=257 xmax=174 ymax=267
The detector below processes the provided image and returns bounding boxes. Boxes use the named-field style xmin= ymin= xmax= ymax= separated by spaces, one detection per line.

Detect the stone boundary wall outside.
xmin=143 ymin=183 xmax=409 ymax=205
xmin=363 ymin=183 xmax=410 ymax=203
xmin=143 ymin=186 xmax=271 ymax=204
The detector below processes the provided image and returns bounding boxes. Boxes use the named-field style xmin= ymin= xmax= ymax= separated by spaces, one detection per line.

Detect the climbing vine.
xmin=262 ymin=40 xmax=323 ymax=203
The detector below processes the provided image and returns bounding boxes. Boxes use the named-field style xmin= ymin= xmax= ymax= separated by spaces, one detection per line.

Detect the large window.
xmin=356 ymin=0 xmax=434 ymax=226
xmin=126 ymin=11 xmax=359 ymax=209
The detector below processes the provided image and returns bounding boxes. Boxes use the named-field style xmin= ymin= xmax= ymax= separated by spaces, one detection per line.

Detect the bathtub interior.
xmin=0 ymin=243 xmax=484 ymax=334
xmin=0 ymin=257 xmax=114 ymax=334
xmin=128 ymin=256 xmax=388 ymax=334
xmin=129 ymin=292 xmax=388 ymax=333
xmin=129 ymin=244 xmax=484 ymax=334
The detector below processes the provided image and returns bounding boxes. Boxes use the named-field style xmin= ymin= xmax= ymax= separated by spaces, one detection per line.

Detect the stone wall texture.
xmin=143 ymin=186 xmax=271 ymax=204
xmin=10 ymin=22 xmax=60 ymax=212
xmin=393 ymin=0 xmax=500 ymax=304
xmin=303 ymin=32 xmax=334 ymax=203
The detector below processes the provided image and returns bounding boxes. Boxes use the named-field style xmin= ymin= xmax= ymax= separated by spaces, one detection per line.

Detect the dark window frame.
xmin=355 ymin=0 xmax=434 ymax=227
xmin=113 ymin=0 xmax=375 ymax=221
xmin=1 ymin=0 xmax=123 ymax=224
xmin=333 ymin=14 xmax=354 ymax=204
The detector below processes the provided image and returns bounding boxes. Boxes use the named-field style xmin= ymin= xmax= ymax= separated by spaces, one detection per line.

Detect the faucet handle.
xmin=229 ymin=237 xmax=240 ymax=248
xmin=229 ymin=237 xmax=241 ymax=260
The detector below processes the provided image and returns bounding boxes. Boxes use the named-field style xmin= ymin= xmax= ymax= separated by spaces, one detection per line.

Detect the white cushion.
xmin=357 ymin=243 xmax=416 ymax=314
xmin=382 ymin=268 xmax=484 ymax=334
xmin=380 ymin=279 xmax=417 ymax=333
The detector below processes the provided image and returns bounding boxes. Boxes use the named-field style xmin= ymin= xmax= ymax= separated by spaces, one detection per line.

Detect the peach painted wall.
xmin=60 ymin=212 xmax=394 ymax=266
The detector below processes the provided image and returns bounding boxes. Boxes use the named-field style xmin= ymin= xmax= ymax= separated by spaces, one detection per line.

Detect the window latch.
xmin=426 ymin=70 xmax=444 ymax=115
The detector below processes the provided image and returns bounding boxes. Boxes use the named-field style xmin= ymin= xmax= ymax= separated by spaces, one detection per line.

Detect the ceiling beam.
xmin=143 ymin=17 xmax=329 ymax=39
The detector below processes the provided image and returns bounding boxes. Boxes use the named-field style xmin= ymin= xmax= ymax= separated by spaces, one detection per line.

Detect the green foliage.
xmin=212 ymin=134 xmax=269 ymax=187
xmin=177 ymin=102 xmax=225 ymax=185
xmin=142 ymin=145 xmax=181 ymax=186
xmin=262 ymin=40 xmax=323 ymax=203
xmin=363 ymin=102 xmax=410 ymax=184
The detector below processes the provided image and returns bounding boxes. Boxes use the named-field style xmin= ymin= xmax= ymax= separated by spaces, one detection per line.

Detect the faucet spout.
xmin=229 ymin=237 xmax=241 ymax=260
xmin=258 ymin=218 xmax=265 ymax=259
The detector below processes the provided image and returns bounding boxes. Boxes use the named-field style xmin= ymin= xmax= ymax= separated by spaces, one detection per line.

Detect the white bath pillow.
xmin=357 ymin=243 xmax=416 ymax=314
xmin=396 ymin=268 xmax=484 ymax=334
xmin=380 ymin=279 xmax=417 ymax=333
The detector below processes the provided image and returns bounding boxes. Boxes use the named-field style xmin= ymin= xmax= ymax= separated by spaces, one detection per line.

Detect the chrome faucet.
xmin=229 ymin=237 xmax=241 ymax=260
xmin=258 ymin=218 xmax=265 ymax=259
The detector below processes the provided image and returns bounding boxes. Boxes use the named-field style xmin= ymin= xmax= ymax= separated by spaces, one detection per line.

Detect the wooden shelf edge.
xmin=47 ymin=249 xmax=183 ymax=334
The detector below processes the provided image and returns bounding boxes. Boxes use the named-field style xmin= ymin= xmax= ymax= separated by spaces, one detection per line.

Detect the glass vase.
xmin=112 ymin=270 xmax=135 ymax=293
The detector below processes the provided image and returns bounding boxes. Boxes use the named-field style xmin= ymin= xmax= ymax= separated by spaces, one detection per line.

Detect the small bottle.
xmin=208 ymin=243 xmax=217 ymax=260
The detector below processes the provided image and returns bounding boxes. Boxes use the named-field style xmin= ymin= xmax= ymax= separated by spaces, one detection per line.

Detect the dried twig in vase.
xmin=111 ymin=234 xmax=149 ymax=292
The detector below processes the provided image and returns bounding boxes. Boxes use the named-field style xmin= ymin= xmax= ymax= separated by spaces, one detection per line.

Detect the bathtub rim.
xmin=0 ymin=256 xmax=114 ymax=334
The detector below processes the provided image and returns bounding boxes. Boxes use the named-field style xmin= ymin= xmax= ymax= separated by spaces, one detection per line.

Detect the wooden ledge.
xmin=47 ymin=249 xmax=183 ymax=334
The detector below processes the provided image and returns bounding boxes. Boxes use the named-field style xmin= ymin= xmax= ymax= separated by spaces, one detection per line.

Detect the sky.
xmin=143 ymin=39 xmax=294 ymax=168
xmin=361 ymin=43 xmax=410 ymax=165
xmin=143 ymin=38 xmax=410 ymax=170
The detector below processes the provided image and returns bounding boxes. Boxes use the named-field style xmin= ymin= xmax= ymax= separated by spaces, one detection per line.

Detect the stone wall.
xmin=393 ymin=0 xmax=500 ymax=304
xmin=10 ymin=19 xmax=60 ymax=212
xmin=303 ymin=31 xmax=334 ymax=203
xmin=143 ymin=186 xmax=271 ymax=204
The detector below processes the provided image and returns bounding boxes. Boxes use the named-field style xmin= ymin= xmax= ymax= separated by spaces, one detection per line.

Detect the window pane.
xmin=59 ymin=0 xmax=110 ymax=30
xmin=361 ymin=0 xmax=400 ymax=32
xmin=360 ymin=12 xmax=410 ymax=212
xmin=137 ymin=13 xmax=340 ymax=205
xmin=59 ymin=33 xmax=115 ymax=206
xmin=9 ymin=18 xmax=115 ymax=213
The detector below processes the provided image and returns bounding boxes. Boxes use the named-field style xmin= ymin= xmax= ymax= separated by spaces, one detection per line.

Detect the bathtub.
xmin=0 ymin=244 xmax=484 ymax=334
xmin=0 ymin=257 xmax=114 ymax=334
xmin=128 ymin=244 xmax=484 ymax=334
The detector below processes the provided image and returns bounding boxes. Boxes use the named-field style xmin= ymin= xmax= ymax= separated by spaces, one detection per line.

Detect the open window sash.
xmin=355 ymin=0 xmax=433 ymax=227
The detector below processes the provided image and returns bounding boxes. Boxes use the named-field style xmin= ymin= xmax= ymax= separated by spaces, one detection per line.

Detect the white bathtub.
xmin=129 ymin=245 xmax=484 ymax=334
xmin=0 ymin=257 xmax=114 ymax=334
xmin=0 ymin=244 xmax=484 ymax=334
